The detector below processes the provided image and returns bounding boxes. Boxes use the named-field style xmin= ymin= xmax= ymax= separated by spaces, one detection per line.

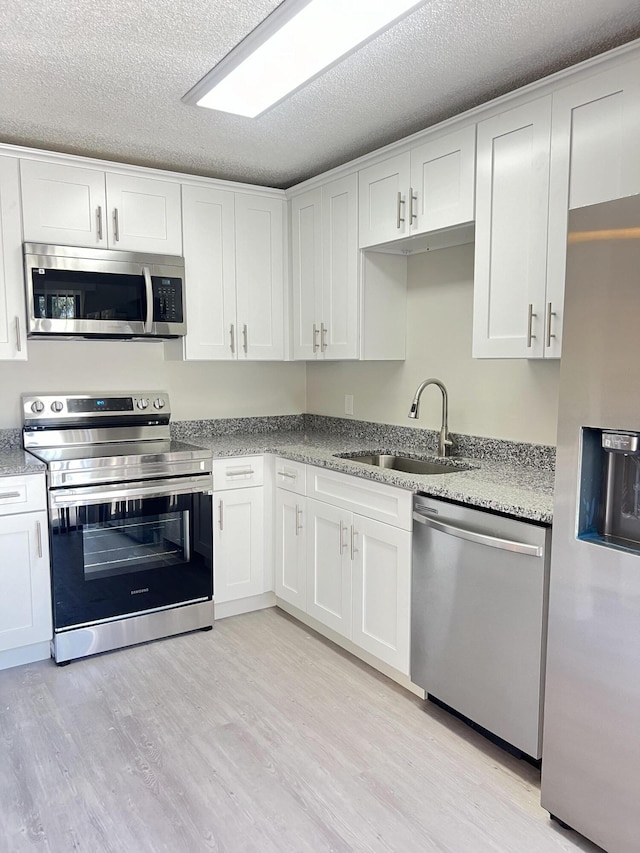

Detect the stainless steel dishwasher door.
xmin=411 ymin=495 xmax=551 ymax=759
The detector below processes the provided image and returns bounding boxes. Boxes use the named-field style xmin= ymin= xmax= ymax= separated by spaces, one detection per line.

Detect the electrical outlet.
xmin=344 ymin=394 xmax=354 ymax=416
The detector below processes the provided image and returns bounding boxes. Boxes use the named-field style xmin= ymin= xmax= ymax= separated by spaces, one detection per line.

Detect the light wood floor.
xmin=0 ymin=608 xmax=603 ymax=853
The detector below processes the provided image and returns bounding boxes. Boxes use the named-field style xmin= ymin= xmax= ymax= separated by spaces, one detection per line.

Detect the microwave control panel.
xmin=153 ymin=277 xmax=183 ymax=323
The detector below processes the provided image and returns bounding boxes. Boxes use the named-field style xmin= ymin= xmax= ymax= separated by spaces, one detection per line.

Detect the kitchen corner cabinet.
xmin=0 ymin=475 xmax=52 ymax=667
xmin=20 ymin=159 xmax=182 ymax=255
xmin=213 ymin=458 xmax=266 ymax=604
xmin=0 ymin=157 xmax=28 ymax=360
xmin=291 ymin=173 xmax=359 ymax=360
xmin=472 ymin=97 xmax=553 ymax=359
xmin=358 ymin=125 xmax=475 ymax=248
xmin=173 ymin=185 xmax=285 ymax=361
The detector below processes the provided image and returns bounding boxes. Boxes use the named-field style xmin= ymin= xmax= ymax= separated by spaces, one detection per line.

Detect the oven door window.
xmin=50 ymin=492 xmax=212 ymax=629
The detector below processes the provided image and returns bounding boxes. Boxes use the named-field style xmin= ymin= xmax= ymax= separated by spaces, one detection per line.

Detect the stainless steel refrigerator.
xmin=541 ymin=194 xmax=640 ymax=853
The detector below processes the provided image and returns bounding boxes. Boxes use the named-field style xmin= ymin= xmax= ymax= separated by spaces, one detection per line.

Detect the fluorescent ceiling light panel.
xmin=185 ymin=0 xmax=426 ymax=117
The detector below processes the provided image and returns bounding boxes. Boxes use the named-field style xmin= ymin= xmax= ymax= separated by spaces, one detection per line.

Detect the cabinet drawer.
xmin=274 ymin=458 xmax=306 ymax=495
xmin=0 ymin=474 xmax=46 ymax=516
xmin=213 ymin=456 xmax=264 ymax=490
xmin=307 ymin=466 xmax=412 ymax=531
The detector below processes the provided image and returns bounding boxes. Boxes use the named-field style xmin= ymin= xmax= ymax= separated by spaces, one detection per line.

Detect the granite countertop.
xmin=182 ymin=428 xmax=555 ymax=524
xmin=0 ymin=415 xmax=555 ymax=523
xmin=0 ymin=447 xmax=47 ymax=477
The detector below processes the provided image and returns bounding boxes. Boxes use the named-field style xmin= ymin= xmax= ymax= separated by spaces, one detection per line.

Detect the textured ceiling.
xmin=1 ymin=0 xmax=640 ymax=189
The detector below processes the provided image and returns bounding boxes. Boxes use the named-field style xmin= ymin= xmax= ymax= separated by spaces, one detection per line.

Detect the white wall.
xmin=306 ymin=243 xmax=561 ymax=446
xmin=0 ymin=340 xmax=307 ymax=429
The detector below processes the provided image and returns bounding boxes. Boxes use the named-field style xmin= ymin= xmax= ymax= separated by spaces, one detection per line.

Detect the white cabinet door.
xmin=358 ymin=153 xmax=411 ymax=247
xmin=321 ymin=173 xmax=359 ymax=360
xmin=291 ymin=187 xmax=323 ymax=360
xmin=0 ymin=511 xmax=52 ymax=653
xmin=275 ymin=490 xmax=306 ymax=610
xmin=0 ymin=157 xmax=27 ymax=360
xmin=20 ymin=159 xmax=107 ymax=248
xmin=214 ymin=487 xmax=264 ymax=603
xmin=410 ymin=125 xmax=476 ymax=235
xmin=105 ymin=173 xmax=182 ymax=255
xmin=181 ymin=184 xmax=237 ymax=359
xmin=305 ymin=497 xmax=351 ymax=638
xmin=545 ymin=58 xmax=640 ymax=359
xmin=351 ymin=515 xmax=411 ymax=674
xmin=473 ymin=97 xmax=552 ymax=359
xmin=235 ymin=193 xmax=285 ymax=360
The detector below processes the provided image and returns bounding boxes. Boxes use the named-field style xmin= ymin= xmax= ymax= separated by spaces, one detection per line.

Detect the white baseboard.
xmin=0 ymin=640 xmax=51 ymax=671
xmin=214 ymin=591 xmax=276 ymax=620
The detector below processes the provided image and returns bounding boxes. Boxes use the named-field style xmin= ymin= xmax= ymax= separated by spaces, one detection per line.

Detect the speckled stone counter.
xmin=0 ymin=447 xmax=46 ymax=477
xmin=172 ymin=417 xmax=555 ymax=524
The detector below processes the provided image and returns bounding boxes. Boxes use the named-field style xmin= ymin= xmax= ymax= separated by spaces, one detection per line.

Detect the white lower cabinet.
xmin=214 ymin=486 xmax=265 ymax=604
xmin=274 ymin=489 xmax=306 ymax=610
xmin=275 ymin=461 xmax=412 ymax=677
xmin=213 ymin=456 xmax=267 ymax=606
xmin=305 ymin=497 xmax=352 ymax=638
xmin=0 ymin=474 xmax=52 ymax=668
xmin=351 ymin=514 xmax=411 ymax=673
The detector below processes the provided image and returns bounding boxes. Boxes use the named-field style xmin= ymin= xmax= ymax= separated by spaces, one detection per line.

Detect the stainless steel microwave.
xmin=24 ymin=243 xmax=186 ymax=339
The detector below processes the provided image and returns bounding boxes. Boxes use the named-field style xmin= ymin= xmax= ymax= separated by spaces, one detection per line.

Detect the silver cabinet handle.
xmin=312 ymin=323 xmax=319 ymax=354
xmin=0 ymin=491 xmax=20 ymax=500
xmin=350 ymin=525 xmax=358 ymax=560
xmin=142 ymin=266 xmax=153 ymax=333
xmin=527 ymin=303 xmax=536 ymax=348
xmin=242 ymin=324 xmax=248 ymax=354
xmin=225 ymin=468 xmax=254 ymax=477
xmin=410 ymin=188 xmax=418 ymax=224
xmin=96 ymin=205 xmax=103 ymax=241
xmin=295 ymin=504 xmax=303 ymax=536
xmin=36 ymin=520 xmax=43 ymax=559
xmin=413 ymin=510 xmax=543 ymax=557
xmin=320 ymin=322 xmax=327 ymax=352
xmin=230 ymin=323 xmax=235 ymax=354
xmin=113 ymin=208 xmax=120 ymax=242
xmin=218 ymin=499 xmax=224 ymax=530
xmin=546 ymin=302 xmax=557 ymax=349
xmin=396 ymin=191 xmax=405 ymax=230
xmin=339 ymin=520 xmax=348 ymax=555
xmin=14 ymin=317 xmax=22 ymax=353
xmin=278 ymin=470 xmax=297 ymax=479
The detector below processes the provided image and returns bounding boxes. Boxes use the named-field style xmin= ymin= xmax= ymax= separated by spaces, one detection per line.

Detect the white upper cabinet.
xmin=545 ymin=57 xmax=640 ymax=358
xmin=409 ymin=125 xmax=476 ymax=235
xmin=473 ymin=97 xmax=553 ymax=359
xmin=20 ymin=160 xmax=182 ymax=254
xmin=0 ymin=157 xmax=27 ymax=361
xmin=180 ymin=184 xmax=237 ymax=360
xmin=104 ymin=173 xmax=182 ymax=255
xmin=291 ymin=173 xmax=358 ymax=360
xmin=173 ymin=186 xmax=285 ymax=361
xmin=235 ymin=193 xmax=285 ymax=361
xmin=358 ymin=126 xmax=475 ymax=248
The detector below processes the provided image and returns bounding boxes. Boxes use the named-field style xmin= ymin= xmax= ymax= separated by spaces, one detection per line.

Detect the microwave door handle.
xmin=142 ymin=266 xmax=153 ymax=333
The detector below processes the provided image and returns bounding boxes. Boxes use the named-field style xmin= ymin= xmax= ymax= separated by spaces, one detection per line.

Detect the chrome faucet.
xmin=408 ymin=378 xmax=456 ymax=457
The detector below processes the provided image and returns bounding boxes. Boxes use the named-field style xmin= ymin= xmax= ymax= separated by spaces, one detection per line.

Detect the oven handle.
xmin=49 ymin=475 xmax=213 ymax=509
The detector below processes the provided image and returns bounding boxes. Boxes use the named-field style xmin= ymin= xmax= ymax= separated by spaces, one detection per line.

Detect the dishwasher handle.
xmin=413 ymin=509 xmax=543 ymax=557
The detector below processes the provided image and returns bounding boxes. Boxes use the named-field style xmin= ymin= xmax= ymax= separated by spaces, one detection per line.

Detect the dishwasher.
xmin=411 ymin=494 xmax=551 ymax=760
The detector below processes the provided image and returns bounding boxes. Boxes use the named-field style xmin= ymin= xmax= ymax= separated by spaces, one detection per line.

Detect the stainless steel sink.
xmin=338 ymin=454 xmax=469 ymax=475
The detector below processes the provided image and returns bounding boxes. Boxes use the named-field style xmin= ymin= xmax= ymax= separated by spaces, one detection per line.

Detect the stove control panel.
xmin=22 ymin=392 xmax=171 ymax=424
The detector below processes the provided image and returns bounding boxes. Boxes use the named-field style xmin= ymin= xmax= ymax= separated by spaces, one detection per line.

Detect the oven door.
xmin=48 ymin=475 xmax=213 ymax=630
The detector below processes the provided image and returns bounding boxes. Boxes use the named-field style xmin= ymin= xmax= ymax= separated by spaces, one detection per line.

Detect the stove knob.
xmin=153 ymin=398 xmax=165 ymax=410
xmin=51 ymin=400 xmax=63 ymax=413
xmin=137 ymin=398 xmax=149 ymax=410
xmin=30 ymin=400 xmax=44 ymax=414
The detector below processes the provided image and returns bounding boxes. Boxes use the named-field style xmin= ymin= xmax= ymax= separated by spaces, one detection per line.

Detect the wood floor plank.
xmin=0 ymin=608 xmax=604 ymax=852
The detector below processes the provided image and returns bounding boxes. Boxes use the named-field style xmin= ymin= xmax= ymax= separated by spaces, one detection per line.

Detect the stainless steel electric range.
xmin=22 ymin=391 xmax=214 ymax=664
